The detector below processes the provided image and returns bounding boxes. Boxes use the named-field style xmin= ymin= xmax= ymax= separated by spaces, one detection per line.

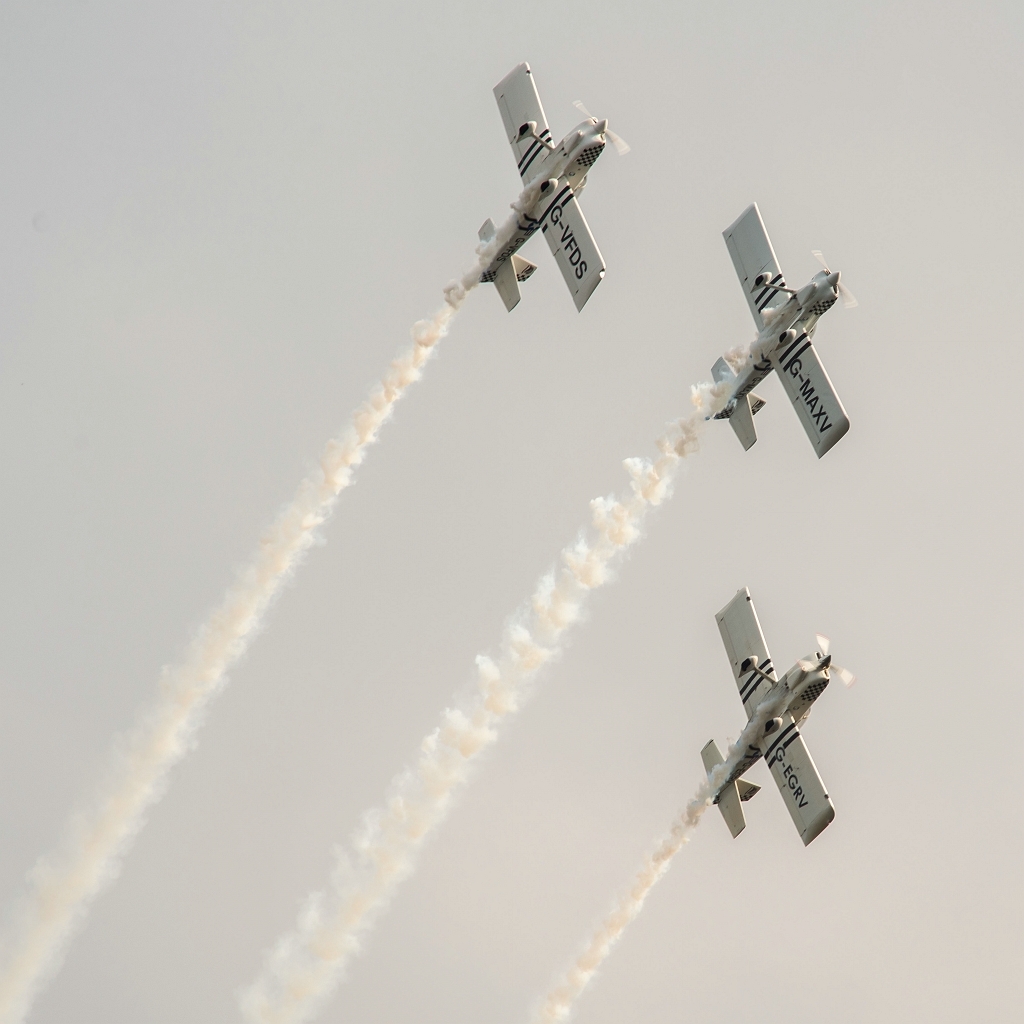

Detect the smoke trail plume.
xmin=0 ymin=189 xmax=543 ymax=1024
xmin=239 ymin=360 xmax=750 ymax=1024
xmin=531 ymin=695 xmax=784 ymax=1024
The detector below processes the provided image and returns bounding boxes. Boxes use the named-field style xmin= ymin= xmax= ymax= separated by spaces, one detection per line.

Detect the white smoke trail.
xmin=239 ymin=360 xmax=751 ymax=1024
xmin=530 ymin=695 xmax=785 ymax=1024
xmin=0 ymin=189 xmax=543 ymax=1024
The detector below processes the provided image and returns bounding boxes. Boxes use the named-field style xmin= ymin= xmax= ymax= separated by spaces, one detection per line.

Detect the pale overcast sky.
xmin=0 ymin=2 xmax=1020 ymax=1022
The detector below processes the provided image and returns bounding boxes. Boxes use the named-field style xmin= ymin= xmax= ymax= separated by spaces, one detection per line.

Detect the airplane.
xmin=711 ymin=204 xmax=857 ymax=458
xmin=700 ymin=588 xmax=855 ymax=846
xmin=479 ymin=62 xmax=629 ymax=312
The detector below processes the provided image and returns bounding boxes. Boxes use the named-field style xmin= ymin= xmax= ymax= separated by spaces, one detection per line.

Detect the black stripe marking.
xmin=783 ymin=730 xmax=802 ymax=750
xmin=752 ymin=274 xmax=781 ymax=307
xmin=764 ymin=723 xmax=796 ymax=761
xmin=739 ymin=676 xmax=759 ymax=702
xmin=516 ymin=130 xmax=552 ymax=168
xmin=740 ymin=658 xmax=772 ymax=702
xmin=778 ymin=332 xmax=808 ymax=366
xmin=534 ymin=186 xmax=573 ymax=234
xmin=517 ymin=140 xmax=540 ymax=170
xmin=758 ymin=276 xmax=783 ymax=311
xmin=782 ymin=340 xmax=813 ymax=373
xmin=520 ymin=143 xmax=546 ymax=178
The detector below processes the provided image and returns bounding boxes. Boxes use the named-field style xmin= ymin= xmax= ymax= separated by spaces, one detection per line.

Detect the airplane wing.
xmin=769 ymin=335 xmax=850 ymax=458
xmin=493 ymin=63 xmax=554 ymax=180
xmin=541 ymin=190 xmax=606 ymax=310
xmin=723 ymin=203 xmax=788 ymax=328
xmin=763 ymin=716 xmax=835 ymax=845
xmin=716 ymin=588 xmax=778 ymax=720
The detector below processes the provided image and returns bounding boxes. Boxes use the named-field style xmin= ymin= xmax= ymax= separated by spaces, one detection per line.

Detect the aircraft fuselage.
xmin=518 ymin=119 xmax=608 ymax=194
xmin=722 ymin=270 xmax=840 ymax=415
xmin=480 ymin=119 xmax=610 ymax=282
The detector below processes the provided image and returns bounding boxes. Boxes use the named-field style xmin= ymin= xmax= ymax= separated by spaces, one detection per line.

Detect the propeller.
xmin=813 ymin=633 xmax=856 ymax=687
xmin=812 ymin=249 xmax=858 ymax=309
xmin=572 ymin=100 xmax=631 ymax=155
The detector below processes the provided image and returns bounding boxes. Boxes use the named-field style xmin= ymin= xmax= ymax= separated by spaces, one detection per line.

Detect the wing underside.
xmin=540 ymin=190 xmax=605 ymax=311
xmin=716 ymin=588 xmax=777 ymax=718
xmin=479 ymin=181 xmax=575 ymax=282
xmin=763 ymin=716 xmax=835 ymax=845
xmin=770 ymin=334 xmax=850 ymax=458
xmin=493 ymin=63 xmax=554 ymax=179
xmin=724 ymin=203 xmax=787 ymax=327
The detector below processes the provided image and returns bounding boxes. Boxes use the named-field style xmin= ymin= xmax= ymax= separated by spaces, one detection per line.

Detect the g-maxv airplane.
xmin=712 ymin=204 xmax=857 ymax=458
xmin=701 ymin=588 xmax=855 ymax=846
xmin=479 ymin=62 xmax=628 ymax=312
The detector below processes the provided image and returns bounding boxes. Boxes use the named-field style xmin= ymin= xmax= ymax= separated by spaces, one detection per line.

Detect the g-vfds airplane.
xmin=480 ymin=63 xmax=628 ymax=312
xmin=712 ymin=204 xmax=857 ymax=458
xmin=701 ymin=588 xmax=855 ymax=846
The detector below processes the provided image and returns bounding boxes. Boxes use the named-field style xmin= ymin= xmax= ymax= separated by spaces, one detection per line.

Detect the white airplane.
xmin=479 ymin=63 xmax=628 ymax=312
xmin=712 ymin=204 xmax=857 ymax=458
xmin=701 ymin=588 xmax=855 ymax=846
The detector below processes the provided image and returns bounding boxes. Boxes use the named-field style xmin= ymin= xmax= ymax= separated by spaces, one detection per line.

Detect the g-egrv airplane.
xmin=701 ymin=588 xmax=855 ymax=846
xmin=479 ymin=63 xmax=629 ymax=312
xmin=712 ymin=204 xmax=857 ymax=458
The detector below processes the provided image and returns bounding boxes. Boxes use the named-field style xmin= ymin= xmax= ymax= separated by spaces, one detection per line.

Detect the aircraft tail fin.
xmin=701 ymin=740 xmax=746 ymax=838
xmin=512 ymin=254 xmax=537 ymax=282
xmin=737 ymin=779 xmax=761 ymax=801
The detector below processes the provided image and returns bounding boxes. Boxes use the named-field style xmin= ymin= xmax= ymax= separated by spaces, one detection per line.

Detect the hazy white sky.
xmin=0 ymin=2 xmax=1020 ymax=1022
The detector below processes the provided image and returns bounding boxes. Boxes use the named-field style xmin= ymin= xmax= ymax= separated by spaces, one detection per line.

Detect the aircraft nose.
xmin=596 ymin=118 xmax=609 ymax=133
xmin=826 ymin=271 xmax=840 ymax=291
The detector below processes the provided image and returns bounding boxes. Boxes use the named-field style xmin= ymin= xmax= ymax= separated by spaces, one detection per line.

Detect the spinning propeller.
xmin=572 ymin=100 xmax=631 ymax=155
xmin=806 ymin=633 xmax=857 ymax=687
xmin=812 ymin=250 xmax=858 ymax=309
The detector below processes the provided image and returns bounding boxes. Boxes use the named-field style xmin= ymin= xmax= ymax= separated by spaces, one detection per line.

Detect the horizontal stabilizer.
xmin=494 ymin=257 xmax=521 ymax=312
xmin=717 ymin=782 xmax=746 ymax=838
xmin=729 ymin=394 xmax=758 ymax=451
xmin=700 ymin=738 xmax=723 ymax=777
xmin=712 ymin=357 xmax=736 ymax=384
xmin=478 ymin=218 xmax=496 ymax=243
xmin=700 ymin=739 xmax=747 ymax=839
